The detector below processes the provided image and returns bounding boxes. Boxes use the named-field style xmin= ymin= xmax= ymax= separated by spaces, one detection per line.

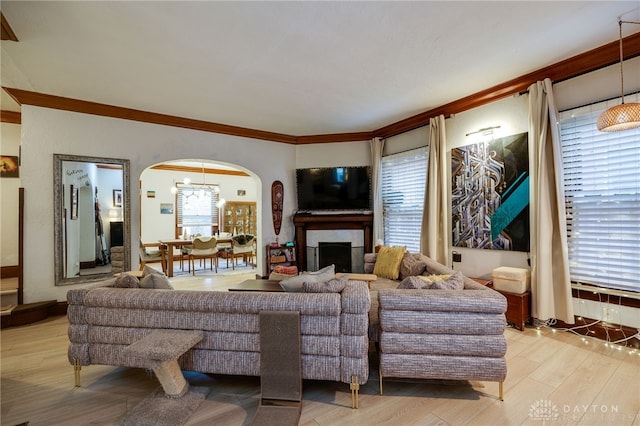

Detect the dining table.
xmin=159 ymin=237 xmax=232 ymax=277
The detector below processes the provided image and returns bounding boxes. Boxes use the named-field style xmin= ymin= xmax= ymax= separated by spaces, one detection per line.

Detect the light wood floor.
xmin=1 ymin=270 xmax=639 ymax=426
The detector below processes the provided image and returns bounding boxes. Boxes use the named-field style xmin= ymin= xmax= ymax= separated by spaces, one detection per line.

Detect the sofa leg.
xmin=379 ymin=369 xmax=383 ymax=395
xmin=350 ymin=375 xmax=360 ymax=409
xmin=73 ymin=358 xmax=81 ymax=387
xmin=499 ymin=381 xmax=504 ymax=401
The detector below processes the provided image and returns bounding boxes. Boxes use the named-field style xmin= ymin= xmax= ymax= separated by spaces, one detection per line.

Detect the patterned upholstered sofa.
xmin=364 ymin=252 xmax=508 ymax=399
xmin=67 ymin=281 xmax=370 ymax=407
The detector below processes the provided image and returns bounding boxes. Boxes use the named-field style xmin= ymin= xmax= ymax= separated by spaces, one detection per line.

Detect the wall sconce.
xmin=597 ymin=20 xmax=640 ymax=132
xmin=465 ymin=125 xmax=501 ymax=137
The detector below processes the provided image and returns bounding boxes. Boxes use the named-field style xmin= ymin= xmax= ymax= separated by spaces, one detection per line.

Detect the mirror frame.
xmin=54 ymin=153 xmax=131 ymax=285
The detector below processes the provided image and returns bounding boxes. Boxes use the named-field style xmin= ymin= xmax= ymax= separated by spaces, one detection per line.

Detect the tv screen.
xmin=296 ymin=166 xmax=371 ymax=212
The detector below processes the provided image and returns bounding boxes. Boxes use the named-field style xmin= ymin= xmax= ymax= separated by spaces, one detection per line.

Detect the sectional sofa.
xmin=67 ymin=280 xmax=370 ymax=408
xmin=67 ymin=252 xmax=508 ymax=407
xmin=365 ymin=251 xmax=508 ymax=399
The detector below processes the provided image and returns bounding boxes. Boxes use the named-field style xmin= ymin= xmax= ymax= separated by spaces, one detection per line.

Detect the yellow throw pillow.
xmin=373 ymin=246 xmax=406 ymax=280
xmin=418 ymin=274 xmax=452 ymax=283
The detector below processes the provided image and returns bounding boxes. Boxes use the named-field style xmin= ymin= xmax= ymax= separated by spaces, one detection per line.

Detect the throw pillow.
xmin=418 ymin=274 xmax=452 ymax=282
xmin=428 ymin=271 xmax=465 ymax=290
xmin=139 ymin=273 xmax=174 ymax=290
xmin=113 ymin=273 xmax=140 ymax=288
xmin=373 ymin=246 xmax=406 ymax=280
xmin=280 ymin=264 xmax=336 ymax=292
xmin=301 ymin=264 xmax=335 ymax=276
xmin=274 ymin=265 xmax=298 ymax=275
xmin=303 ymin=275 xmax=348 ymax=293
xmin=143 ymin=265 xmax=164 ymax=277
xmin=268 ymin=271 xmax=295 ymax=282
xmin=399 ymin=272 xmax=464 ymax=290
xmin=397 ymin=276 xmax=429 ymax=289
xmin=399 ymin=252 xmax=427 ymax=279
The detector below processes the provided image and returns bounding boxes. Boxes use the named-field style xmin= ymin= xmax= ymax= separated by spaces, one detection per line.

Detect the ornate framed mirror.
xmin=53 ymin=154 xmax=130 ymax=285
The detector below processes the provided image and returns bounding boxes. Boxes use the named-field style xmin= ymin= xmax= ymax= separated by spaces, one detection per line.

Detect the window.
xmin=381 ymin=147 xmax=428 ymax=253
xmin=176 ymin=183 xmax=220 ymax=237
xmin=559 ymin=98 xmax=640 ymax=293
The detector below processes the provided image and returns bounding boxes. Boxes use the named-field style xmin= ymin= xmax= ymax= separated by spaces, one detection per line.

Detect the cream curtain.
xmin=528 ymin=78 xmax=574 ymax=324
xmin=421 ymin=115 xmax=450 ymax=265
xmin=370 ymin=137 xmax=385 ymax=247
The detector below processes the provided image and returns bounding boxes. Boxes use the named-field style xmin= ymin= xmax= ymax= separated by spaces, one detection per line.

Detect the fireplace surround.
xmin=293 ymin=213 xmax=373 ymax=272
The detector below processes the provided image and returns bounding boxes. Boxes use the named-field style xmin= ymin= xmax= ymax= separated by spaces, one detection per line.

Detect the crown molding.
xmin=2 ymin=88 xmax=297 ymax=144
xmin=0 ymin=110 xmax=21 ymax=124
xmin=376 ymin=31 xmax=640 ymax=138
xmin=151 ymin=163 xmax=250 ymax=177
xmin=1 ymin=12 xmax=18 ymax=42
xmin=3 ymin=32 xmax=640 ymax=143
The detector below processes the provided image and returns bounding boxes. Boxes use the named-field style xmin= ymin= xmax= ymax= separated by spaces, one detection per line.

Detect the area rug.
xmin=119 ymin=386 xmax=209 ymax=426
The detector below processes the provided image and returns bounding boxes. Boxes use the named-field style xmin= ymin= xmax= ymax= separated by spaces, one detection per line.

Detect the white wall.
xmin=446 ymin=94 xmax=531 ymax=279
xmin=0 ymin=122 xmax=21 ymax=268
xmin=382 ymin=94 xmax=531 ymax=280
xmin=295 ymin=141 xmax=370 ymax=169
xmin=13 ymin=56 xmax=639 ymax=317
xmin=19 ymin=106 xmax=295 ymax=302
xmin=554 ymin=57 xmax=640 ymax=112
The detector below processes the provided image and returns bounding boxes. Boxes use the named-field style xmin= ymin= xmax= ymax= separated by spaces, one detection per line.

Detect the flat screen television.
xmin=296 ymin=166 xmax=371 ymax=212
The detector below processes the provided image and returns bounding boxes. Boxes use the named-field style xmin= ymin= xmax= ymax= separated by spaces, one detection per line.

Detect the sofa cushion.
xmin=280 ymin=264 xmax=336 ymax=292
xmin=399 ymin=252 xmax=427 ymax=279
xmin=373 ymin=246 xmax=406 ymax=280
xmin=303 ymin=275 xmax=348 ymax=293
xmin=113 ymin=273 xmax=140 ymax=288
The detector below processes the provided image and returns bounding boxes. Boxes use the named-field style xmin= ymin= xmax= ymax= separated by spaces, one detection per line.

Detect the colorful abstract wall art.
xmin=451 ymin=132 xmax=530 ymax=251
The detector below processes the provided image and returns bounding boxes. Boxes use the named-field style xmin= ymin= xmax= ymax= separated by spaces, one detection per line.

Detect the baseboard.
xmin=80 ymin=261 xmax=97 ymax=269
xmin=0 ymin=300 xmax=67 ymax=328
xmin=553 ymin=316 xmax=640 ymax=349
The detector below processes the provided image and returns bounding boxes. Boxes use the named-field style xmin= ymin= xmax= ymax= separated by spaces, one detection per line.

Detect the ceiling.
xmin=1 ymin=1 xmax=640 ymax=137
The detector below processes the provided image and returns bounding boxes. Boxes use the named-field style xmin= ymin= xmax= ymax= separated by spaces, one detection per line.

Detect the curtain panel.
xmin=370 ymin=137 xmax=385 ymax=246
xmin=421 ymin=115 xmax=450 ymax=266
xmin=528 ymin=78 xmax=574 ymax=324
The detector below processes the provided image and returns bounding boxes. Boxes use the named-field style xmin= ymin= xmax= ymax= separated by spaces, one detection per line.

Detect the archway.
xmin=139 ymin=159 xmax=262 ymax=275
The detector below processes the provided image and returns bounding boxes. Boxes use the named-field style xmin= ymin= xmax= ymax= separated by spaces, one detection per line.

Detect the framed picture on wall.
xmin=0 ymin=155 xmax=20 ymax=178
xmin=113 ymin=189 xmax=122 ymax=207
xmin=70 ymin=184 xmax=78 ymax=220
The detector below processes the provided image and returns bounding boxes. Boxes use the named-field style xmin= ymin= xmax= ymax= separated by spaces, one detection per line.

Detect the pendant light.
xmin=597 ymin=20 xmax=640 ymax=132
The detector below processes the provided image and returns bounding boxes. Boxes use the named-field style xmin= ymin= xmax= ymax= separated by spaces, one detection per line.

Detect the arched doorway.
xmin=139 ymin=159 xmax=262 ymax=275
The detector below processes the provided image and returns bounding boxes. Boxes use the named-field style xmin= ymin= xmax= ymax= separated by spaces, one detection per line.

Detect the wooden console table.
xmin=293 ymin=213 xmax=373 ymax=272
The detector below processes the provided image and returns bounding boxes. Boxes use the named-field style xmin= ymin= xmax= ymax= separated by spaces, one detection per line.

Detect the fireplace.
xmin=293 ymin=213 xmax=373 ymax=272
xmin=318 ymin=242 xmax=352 ymax=273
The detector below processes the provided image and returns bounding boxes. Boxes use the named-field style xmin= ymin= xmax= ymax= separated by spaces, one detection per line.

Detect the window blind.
xmin=381 ymin=147 xmax=428 ymax=253
xmin=176 ymin=184 xmax=219 ymax=236
xmin=559 ymin=97 xmax=640 ymax=293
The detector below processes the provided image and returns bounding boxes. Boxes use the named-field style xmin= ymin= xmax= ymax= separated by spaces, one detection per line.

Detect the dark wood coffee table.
xmin=228 ymin=279 xmax=284 ymax=292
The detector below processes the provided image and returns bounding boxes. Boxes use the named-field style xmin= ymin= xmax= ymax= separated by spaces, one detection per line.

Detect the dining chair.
xmin=228 ymin=234 xmax=256 ymax=269
xmin=188 ymin=236 xmax=219 ymax=275
xmin=139 ymin=238 xmax=167 ymax=274
xmin=180 ymin=233 xmax=200 ymax=272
